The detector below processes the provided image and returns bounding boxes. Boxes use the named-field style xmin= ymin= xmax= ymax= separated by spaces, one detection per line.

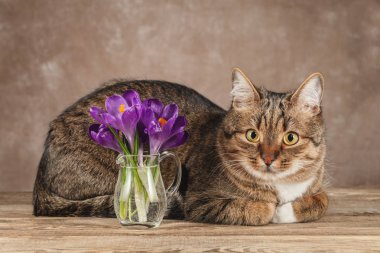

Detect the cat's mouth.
xmin=260 ymin=165 xmax=278 ymax=174
xmin=240 ymin=160 xmax=305 ymax=182
xmin=265 ymin=166 xmax=276 ymax=173
xmin=256 ymin=159 xmax=290 ymax=174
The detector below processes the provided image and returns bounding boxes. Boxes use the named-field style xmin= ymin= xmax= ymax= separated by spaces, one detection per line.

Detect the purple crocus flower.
xmin=141 ymin=101 xmax=189 ymax=154
xmin=89 ymin=106 xmax=107 ymax=125
xmin=89 ymin=124 xmax=123 ymax=153
xmin=89 ymin=91 xmax=188 ymax=157
xmin=140 ymin=99 xmax=163 ymax=129
xmin=90 ymin=90 xmax=142 ymax=153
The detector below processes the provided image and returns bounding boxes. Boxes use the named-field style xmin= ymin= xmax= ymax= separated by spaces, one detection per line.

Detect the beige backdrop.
xmin=1 ymin=0 xmax=379 ymax=191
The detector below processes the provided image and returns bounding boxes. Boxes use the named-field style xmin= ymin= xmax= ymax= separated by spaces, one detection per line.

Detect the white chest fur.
xmin=274 ymin=176 xmax=315 ymax=204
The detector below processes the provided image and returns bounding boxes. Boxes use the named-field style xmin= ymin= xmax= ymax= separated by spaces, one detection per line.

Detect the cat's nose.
xmin=260 ymin=144 xmax=279 ymax=166
xmin=263 ymin=155 xmax=274 ymax=166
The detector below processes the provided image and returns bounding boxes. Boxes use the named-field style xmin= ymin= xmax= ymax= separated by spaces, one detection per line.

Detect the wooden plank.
xmin=0 ymin=189 xmax=379 ymax=252
xmin=2 ymin=188 xmax=380 ymax=214
xmin=0 ymin=215 xmax=380 ymax=237
xmin=327 ymin=188 xmax=380 ymax=215
xmin=1 ymin=235 xmax=380 ymax=253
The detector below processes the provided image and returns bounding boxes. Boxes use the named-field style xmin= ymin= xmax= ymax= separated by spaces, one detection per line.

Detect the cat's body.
xmin=33 ymin=69 xmax=328 ymax=225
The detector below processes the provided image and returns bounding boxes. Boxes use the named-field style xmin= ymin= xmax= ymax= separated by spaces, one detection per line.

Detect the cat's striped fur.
xmin=33 ymin=68 xmax=328 ymax=225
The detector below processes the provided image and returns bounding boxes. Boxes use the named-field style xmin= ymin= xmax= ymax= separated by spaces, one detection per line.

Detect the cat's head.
xmin=218 ymin=68 xmax=325 ymax=183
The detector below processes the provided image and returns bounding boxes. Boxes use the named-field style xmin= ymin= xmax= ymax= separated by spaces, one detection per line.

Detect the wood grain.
xmin=0 ymin=188 xmax=379 ymax=252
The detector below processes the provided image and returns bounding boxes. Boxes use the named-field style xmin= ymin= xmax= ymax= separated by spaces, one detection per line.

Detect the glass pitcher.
xmin=114 ymin=151 xmax=181 ymax=228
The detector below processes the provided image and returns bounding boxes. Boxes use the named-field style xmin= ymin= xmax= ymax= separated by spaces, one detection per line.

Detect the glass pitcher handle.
xmin=159 ymin=151 xmax=182 ymax=195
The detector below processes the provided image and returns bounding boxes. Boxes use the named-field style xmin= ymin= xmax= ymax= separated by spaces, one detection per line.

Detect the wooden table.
xmin=1 ymin=188 xmax=379 ymax=252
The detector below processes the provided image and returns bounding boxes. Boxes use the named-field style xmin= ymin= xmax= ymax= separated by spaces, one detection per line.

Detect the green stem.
xmin=133 ymin=169 xmax=147 ymax=222
xmin=121 ymin=167 xmax=126 ymax=184
xmin=133 ymin=167 xmax=145 ymax=192
xmin=107 ymin=126 xmax=138 ymax=169
xmin=120 ymin=201 xmax=127 ymax=220
xmin=108 ymin=126 xmax=129 ymax=155
xmin=153 ymin=165 xmax=159 ymax=184
xmin=134 ymin=131 xmax=139 ymax=156
xmin=108 ymin=128 xmax=151 ymax=222
xmin=128 ymin=191 xmax=132 ymax=221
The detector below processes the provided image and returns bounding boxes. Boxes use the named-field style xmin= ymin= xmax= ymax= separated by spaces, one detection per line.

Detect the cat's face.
xmin=218 ymin=69 xmax=325 ymax=182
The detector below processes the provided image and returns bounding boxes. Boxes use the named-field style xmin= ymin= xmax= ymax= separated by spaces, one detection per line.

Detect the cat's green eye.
xmin=283 ymin=132 xmax=299 ymax=146
xmin=246 ymin=130 xmax=260 ymax=143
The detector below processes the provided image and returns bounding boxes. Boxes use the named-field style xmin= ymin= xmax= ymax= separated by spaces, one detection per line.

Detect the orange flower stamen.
xmin=158 ymin=117 xmax=167 ymax=127
xmin=119 ymin=104 xmax=125 ymax=113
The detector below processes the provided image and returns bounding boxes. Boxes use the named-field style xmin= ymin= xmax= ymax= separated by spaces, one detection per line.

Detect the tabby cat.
xmin=33 ymin=68 xmax=328 ymax=225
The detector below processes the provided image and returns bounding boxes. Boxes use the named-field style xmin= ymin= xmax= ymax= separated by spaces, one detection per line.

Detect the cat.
xmin=33 ymin=68 xmax=328 ymax=225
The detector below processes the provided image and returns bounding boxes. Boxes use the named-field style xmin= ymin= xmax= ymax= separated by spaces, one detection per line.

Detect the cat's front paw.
xmin=272 ymin=202 xmax=298 ymax=224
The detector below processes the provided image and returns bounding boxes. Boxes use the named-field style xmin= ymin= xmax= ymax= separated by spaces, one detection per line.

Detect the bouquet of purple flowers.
xmin=88 ymin=90 xmax=188 ymax=222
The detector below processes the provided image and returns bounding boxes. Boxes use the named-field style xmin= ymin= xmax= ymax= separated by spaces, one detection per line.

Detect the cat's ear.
xmin=291 ymin=72 xmax=324 ymax=115
xmin=231 ymin=68 xmax=260 ymax=109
